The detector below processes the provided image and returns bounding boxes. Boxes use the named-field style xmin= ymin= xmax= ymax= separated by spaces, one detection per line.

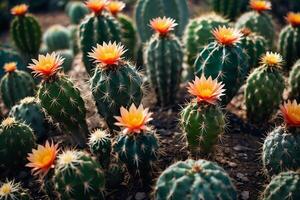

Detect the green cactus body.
xmin=56 ymin=49 xmax=74 ymax=72
xmin=183 ymin=13 xmax=229 ymax=78
xmin=105 ymin=163 xmax=125 ymax=188
xmin=135 ymin=0 xmax=189 ymax=42
xmin=0 ymin=47 xmax=26 ymax=78
xmin=90 ymin=64 xmax=143 ymax=130
xmin=53 ymin=150 xmax=105 ymax=200
xmin=289 ymin=60 xmax=300 ymax=101
xmin=38 ymin=76 xmax=88 ymax=147
xmin=118 ymin=14 xmax=136 ymax=60
xmin=0 ymin=180 xmax=31 ymax=200
xmin=114 ymin=131 xmax=159 ymax=181
xmin=88 ymin=129 xmax=111 ymax=169
xmin=194 ymin=42 xmax=249 ymax=105
xmin=0 ymin=69 xmax=35 ymax=108
xmin=10 ymin=13 xmax=42 ymax=59
xmin=211 ymin=0 xmax=243 ymax=21
xmin=262 ymin=171 xmax=300 ymax=200
xmin=181 ymin=102 xmax=225 ymax=154
xmin=80 ymin=13 xmax=122 ymax=75
xmin=278 ymin=25 xmax=300 ymax=70
xmin=43 ymin=25 xmax=71 ymax=52
xmin=66 ymin=2 xmax=89 ymax=25
xmin=9 ymin=97 xmax=47 ymax=141
xmin=68 ymin=25 xmax=79 ymax=55
xmin=244 ymin=62 xmax=285 ymax=124
xmin=144 ymin=34 xmax=183 ymax=106
xmin=236 ymin=11 xmax=275 ymax=48
xmin=262 ymin=127 xmax=300 ymax=177
xmin=154 ymin=159 xmax=237 ymax=200
xmin=0 ymin=118 xmax=36 ymax=170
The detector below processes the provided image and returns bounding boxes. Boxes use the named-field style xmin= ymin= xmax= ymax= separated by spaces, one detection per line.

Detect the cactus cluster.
xmin=43 ymin=25 xmax=71 ymax=52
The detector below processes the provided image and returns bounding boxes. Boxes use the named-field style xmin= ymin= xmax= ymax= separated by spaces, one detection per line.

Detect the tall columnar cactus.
xmin=0 ymin=62 xmax=35 ymax=108
xmin=89 ymin=42 xmax=143 ymax=130
xmin=43 ymin=25 xmax=71 ymax=52
xmin=0 ymin=117 xmax=36 ymax=170
xmin=144 ymin=17 xmax=183 ymax=106
xmin=10 ymin=4 xmax=41 ymax=59
xmin=289 ymin=59 xmax=300 ymax=101
xmin=66 ymin=1 xmax=89 ymax=25
xmin=181 ymin=75 xmax=226 ymax=155
xmin=262 ymin=170 xmax=300 ymax=200
xmin=88 ymin=129 xmax=111 ymax=169
xmin=194 ymin=26 xmax=248 ymax=105
xmin=154 ymin=159 xmax=237 ymax=200
xmin=278 ymin=12 xmax=300 ymax=70
xmin=135 ymin=0 xmax=189 ymax=43
xmin=262 ymin=100 xmax=300 ymax=177
xmin=0 ymin=180 xmax=31 ymax=200
xmin=53 ymin=150 xmax=105 ymax=200
xmin=28 ymin=53 xmax=89 ymax=147
xmin=114 ymin=104 xmax=159 ymax=183
xmin=236 ymin=0 xmax=275 ymax=48
xmin=211 ymin=0 xmax=243 ymax=21
xmin=79 ymin=0 xmax=122 ymax=75
xmin=245 ymin=52 xmax=285 ymax=124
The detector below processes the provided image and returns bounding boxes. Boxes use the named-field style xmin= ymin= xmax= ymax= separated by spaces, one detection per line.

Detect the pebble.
xmin=241 ymin=191 xmax=250 ymax=200
xmin=228 ymin=161 xmax=237 ymax=168
xmin=236 ymin=173 xmax=249 ymax=182
xmin=135 ymin=192 xmax=146 ymax=200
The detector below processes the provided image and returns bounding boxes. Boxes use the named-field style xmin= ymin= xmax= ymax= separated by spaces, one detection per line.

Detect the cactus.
xmin=135 ymin=0 xmax=189 ymax=43
xmin=211 ymin=0 xmax=243 ymax=21
xmin=0 ymin=180 xmax=31 ymax=200
xmin=105 ymin=163 xmax=125 ymax=188
xmin=235 ymin=0 xmax=275 ymax=48
xmin=262 ymin=170 xmax=300 ymax=200
xmin=28 ymin=53 xmax=88 ymax=147
xmin=262 ymin=100 xmax=300 ymax=177
xmin=154 ymin=159 xmax=237 ymax=200
xmin=79 ymin=0 xmax=122 ymax=75
xmin=114 ymin=104 xmax=159 ymax=183
xmin=289 ymin=59 xmax=300 ymax=101
xmin=245 ymin=52 xmax=285 ymax=124
xmin=0 ymin=62 xmax=36 ymax=108
xmin=89 ymin=42 xmax=143 ymax=130
xmin=194 ymin=26 xmax=249 ymax=105
xmin=278 ymin=12 xmax=300 ymax=70
xmin=68 ymin=25 xmax=79 ymax=55
xmin=10 ymin=4 xmax=42 ymax=59
xmin=181 ymin=75 xmax=225 ymax=155
xmin=0 ymin=117 xmax=36 ymax=170
xmin=66 ymin=1 xmax=89 ymax=25
xmin=144 ymin=17 xmax=183 ymax=106
xmin=56 ymin=49 xmax=74 ymax=72
xmin=53 ymin=150 xmax=105 ymax=200
xmin=88 ymin=129 xmax=111 ymax=169
xmin=43 ymin=25 xmax=71 ymax=52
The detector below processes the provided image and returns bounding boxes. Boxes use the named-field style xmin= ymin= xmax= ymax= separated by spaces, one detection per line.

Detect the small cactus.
xmin=105 ymin=163 xmax=125 ymax=188
xmin=0 ymin=180 xmax=31 ymax=200
xmin=211 ymin=0 xmax=243 ymax=21
xmin=56 ymin=49 xmax=74 ymax=72
xmin=154 ymin=159 xmax=237 ymax=200
xmin=66 ymin=1 xmax=89 ymax=25
xmin=43 ymin=25 xmax=71 ymax=52
xmin=289 ymin=59 xmax=300 ymax=101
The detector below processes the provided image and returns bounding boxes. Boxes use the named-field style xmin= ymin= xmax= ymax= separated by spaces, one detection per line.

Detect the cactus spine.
xmin=43 ymin=25 xmax=71 ymax=52
xmin=0 ymin=180 xmax=31 ymax=200
xmin=211 ymin=0 xmax=243 ymax=21
xmin=154 ymin=159 xmax=237 ymax=200
xmin=289 ymin=60 xmax=300 ymax=101
xmin=66 ymin=1 xmax=89 ymax=25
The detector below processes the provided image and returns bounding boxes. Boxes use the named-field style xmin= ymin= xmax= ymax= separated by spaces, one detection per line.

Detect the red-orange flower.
xmin=286 ymin=12 xmax=300 ymax=27
xmin=150 ymin=17 xmax=177 ymax=36
xmin=187 ymin=75 xmax=225 ymax=105
xmin=26 ymin=141 xmax=59 ymax=177
xmin=11 ymin=4 xmax=28 ymax=16
xmin=115 ymin=104 xmax=153 ymax=134
xmin=85 ymin=0 xmax=107 ymax=14
xmin=280 ymin=100 xmax=300 ymax=127
xmin=212 ymin=26 xmax=243 ymax=45
xmin=106 ymin=1 xmax=125 ymax=15
xmin=3 ymin=62 xmax=17 ymax=73
xmin=250 ymin=0 xmax=271 ymax=12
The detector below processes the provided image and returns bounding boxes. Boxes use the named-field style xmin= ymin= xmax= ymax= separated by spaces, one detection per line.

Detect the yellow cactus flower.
xmin=261 ymin=52 xmax=283 ymax=68
xmin=212 ymin=26 xmax=243 ymax=45
xmin=3 ymin=62 xmax=17 ymax=73
xmin=106 ymin=1 xmax=125 ymax=15
xmin=150 ymin=17 xmax=177 ymax=36
xmin=250 ymin=0 xmax=271 ymax=12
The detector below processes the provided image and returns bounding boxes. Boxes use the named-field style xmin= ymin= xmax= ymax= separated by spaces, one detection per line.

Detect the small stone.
xmin=228 ymin=162 xmax=237 ymax=168
xmin=241 ymin=191 xmax=249 ymax=200
xmin=233 ymin=145 xmax=244 ymax=151
xmin=224 ymin=147 xmax=230 ymax=154
xmin=236 ymin=173 xmax=249 ymax=182
xmin=135 ymin=192 xmax=146 ymax=200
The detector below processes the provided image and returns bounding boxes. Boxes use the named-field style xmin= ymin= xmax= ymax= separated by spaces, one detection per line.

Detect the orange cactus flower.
xmin=115 ymin=104 xmax=153 ymax=134
xmin=188 ymin=75 xmax=225 ymax=105
xmin=26 ymin=141 xmax=59 ymax=177
xmin=286 ymin=12 xmax=300 ymax=27
xmin=212 ymin=26 xmax=243 ymax=45
xmin=261 ymin=52 xmax=283 ymax=68
xmin=3 ymin=62 xmax=17 ymax=73
xmin=28 ymin=52 xmax=64 ymax=78
xmin=11 ymin=4 xmax=28 ymax=16
xmin=88 ymin=41 xmax=126 ymax=69
xmin=106 ymin=1 xmax=125 ymax=15
xmin=85 ymin=0 xmax=107 ymax=14
xmin=280 ymin=100 xmax=300 ymax=127
xmin=150 ymin=17 xmax=177 ymax=36
xmin=250 ymin=0 xmax=271 ymax=12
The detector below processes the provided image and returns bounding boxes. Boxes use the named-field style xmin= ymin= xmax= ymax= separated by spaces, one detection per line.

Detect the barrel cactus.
xmin=211 ymin=0 xmax=243 ymax=21
xmin=43 ymin=25 xmax=71 ymax=52
xmin=56 ymin=49 xmax=74 ymax=72
xmin=66 ymin=1 xmax=89 ymax=25
xmin=289 ymin=59 xmax=300 ymax=101
xmin=0 ymin=180 xmax=31 ymax=200
xmin=278 ymin=12 xmax=300 ymax=70
xmin=28 ymin=53 xmax=89 ymax=147
xmin=0 ymin=62 xmax=35 ymax=108
xmin=144 ymin=17 xmax=183 ymax=106
xmin=89 ymin=42 xmax=143 ymax=130
xmin=194 ymin=26 xmax=248 ymax=105
xmin=154 ymin=159 xmax=237 ymax=200
xmin=181 ymin=75 xmax=225 ymax=155
xmin=245 ymin=52 xmax=285 ymax=124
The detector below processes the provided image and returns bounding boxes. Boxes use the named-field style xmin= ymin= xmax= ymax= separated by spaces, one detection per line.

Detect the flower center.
xmin=0 ymin=184 xmax=11 ymax=195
